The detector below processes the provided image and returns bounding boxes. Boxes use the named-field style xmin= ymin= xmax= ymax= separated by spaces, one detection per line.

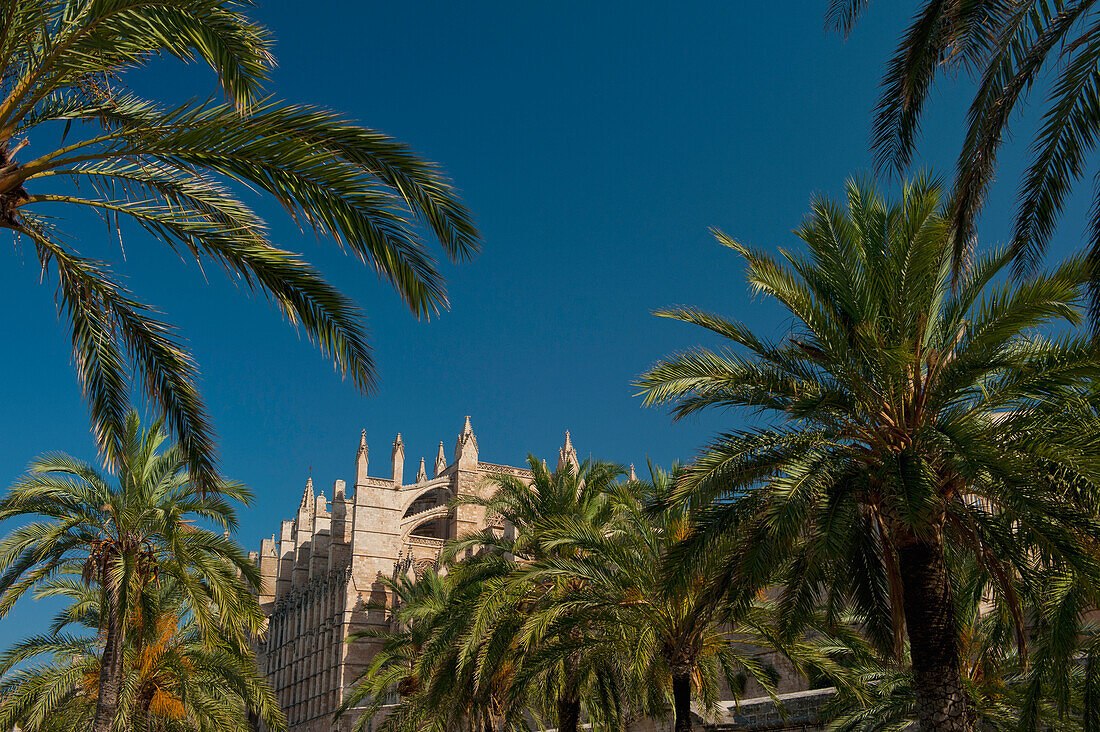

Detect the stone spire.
xmin=296 ymin=474 xmax=315 ymax=534
xmin=300 ymin=475 xmax=315 ymax=508
xmin=435 ymin=441 xmax=447 ymax=476
xmin=629 ymin=463 xmax=637 ymax=482
xmin=455 ymin=416 xmax=478 ymax=470
xmin=557 ymin=430 xmax=579 ymax=473
xmin=356 ymin=429 xmax=369 ymax=485
xmin=416 ymin=457 xmax=427 ymax=483
xmin=392 ymin=433 xmax=405 ymax=486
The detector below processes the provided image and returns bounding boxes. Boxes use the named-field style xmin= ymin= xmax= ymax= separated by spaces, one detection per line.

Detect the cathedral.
xmin=252 ymin=417 xmax=575 ymax=732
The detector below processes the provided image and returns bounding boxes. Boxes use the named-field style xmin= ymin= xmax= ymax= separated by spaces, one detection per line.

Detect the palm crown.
xmin=638 ymin=176 xmax=1100 ymax=730
xmin=444 ymin=459 xmax=629 ymax=732
xmin=518 ymin=464 xmax=786 ymax=732
xmin=0 ymin=411 xmax=266 ymax=732
xmin=0 ymin=0 xmax=479 ymax=492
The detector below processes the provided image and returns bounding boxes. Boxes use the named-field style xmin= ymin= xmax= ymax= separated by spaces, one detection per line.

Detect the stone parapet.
xmin=711 ymin=687 xmax=834 ymax=731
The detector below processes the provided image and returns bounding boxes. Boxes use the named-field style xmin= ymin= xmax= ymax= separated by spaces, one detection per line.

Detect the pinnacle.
xmin=558 ymin=430 xmax=579 ymax=473
xmin=358 ymin=429 xmax=367 ymax=451
xmin=463 ymin=415 xmax=473 ymax=435
xmin=300 ymin=475 xmax=314 ymax=508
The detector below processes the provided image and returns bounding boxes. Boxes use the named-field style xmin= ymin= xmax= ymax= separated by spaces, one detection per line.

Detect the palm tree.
xmin=638 ymin=177 xmax=1100 ymax=731
xmin=337 ymin=570 xmax=455 ymax=732
xmin=522 ymin=464 xmax=784 ymax=732
xmin=0 ymin=573 xmax=284 ymax=732
xmin=829 ymin=0 xmax=1100 ymax=322
xmin=0 ymin=411 xmax=265 ymax=732
xmin=339 ymin=566 xmax=538 ymax=732
xmin=1 ymin=0 xmax=479 ymax=492
xmin=443 ymin=458 xmax=630 ymax=732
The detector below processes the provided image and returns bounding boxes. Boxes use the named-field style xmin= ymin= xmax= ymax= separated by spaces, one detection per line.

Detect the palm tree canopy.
xmin=1 ymin=0 xmax=479 ymax=492
xmin=0 ymin=411 xmax=265 ymax=643
xmin=513 ymin=463 xmax=790 ymax=727
xmin=829 ymin=0 xmax=1100 ymax=322
xmin=638 ymin=176 xmax=1100 ymax=659
xmin=446 ymin=459 xmax=631 ymax=732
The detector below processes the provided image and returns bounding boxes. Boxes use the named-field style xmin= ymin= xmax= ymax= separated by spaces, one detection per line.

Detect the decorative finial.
xmin=417 ymin=457 xmax=427 ymax=482
xmin=300 ymin=475 xmax=315 ymax=508
xmin=558 ymin=430 xmax=579 ymax=473
xmin=455 ymin=416 xmax=478 ymax=466
xmin=359 ymin=430 xmax=367 ymax=451
xmin=629 ymin=463 xmax=637 ymax=482
xmin=392 ymin=433 xmax=405 ymax=486
xmin=435 ymin=441 xmax=447 ymax=476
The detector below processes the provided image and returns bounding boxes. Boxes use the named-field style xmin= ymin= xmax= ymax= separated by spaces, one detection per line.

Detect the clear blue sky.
xmin=0 ymin=2 xmax=1088 ymax=643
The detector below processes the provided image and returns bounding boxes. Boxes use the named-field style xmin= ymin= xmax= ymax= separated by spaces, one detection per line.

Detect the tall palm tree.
xmin=828 ymin=0 xmax=1100 ymax=321
xmin=339 ymin=566 xmax=538 ymax=732
xmin=525 ymin=464 xmax=783 ymax=732
xmin=443 ymin=458 xmax=630 ymax=732
xmin=1 ymin=0 xmax=479 ymax=492
xmin=638 ymin=177 xmax=1100 ymax=731
xmin=0 ymin=573 xmax=284 ymax=732
xmin=0 ymin=411 xmax=265 ymax=732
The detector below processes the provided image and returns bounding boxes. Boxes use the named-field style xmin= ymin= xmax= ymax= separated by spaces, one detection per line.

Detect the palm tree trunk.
xmin=92 ymin=573 xmax=126 ymax=732
xmin=898 ymin=539 xmax=971 ymax=731
xmin=557 ymin=694 xmax=580 ymax=732
xmin=672 ymin=671 xmax=693 ymax=732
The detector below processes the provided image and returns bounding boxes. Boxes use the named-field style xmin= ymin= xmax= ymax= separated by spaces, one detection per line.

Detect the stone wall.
xmin=708 ymin=688 xmax=834 ymax=731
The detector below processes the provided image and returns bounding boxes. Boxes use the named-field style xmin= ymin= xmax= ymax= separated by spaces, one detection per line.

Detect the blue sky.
xmin=0 ymin=2 xmax=1090 ymax=642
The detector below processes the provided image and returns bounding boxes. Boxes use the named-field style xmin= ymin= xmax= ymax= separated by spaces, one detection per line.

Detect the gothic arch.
xmin=399 ymin=482 xmax=452 ymax=518
xmin=401 ymin=503 xmax=451 ymax=533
